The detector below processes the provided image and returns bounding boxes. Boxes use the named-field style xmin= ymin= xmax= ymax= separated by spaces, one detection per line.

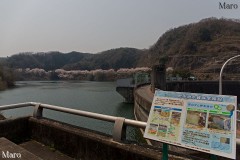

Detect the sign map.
xmin=144 ymin=90 xmax=237 ymax=159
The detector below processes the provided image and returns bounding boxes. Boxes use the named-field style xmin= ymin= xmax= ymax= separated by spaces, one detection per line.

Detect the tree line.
xmin=14 ymin=67 xmax=151 ymax=81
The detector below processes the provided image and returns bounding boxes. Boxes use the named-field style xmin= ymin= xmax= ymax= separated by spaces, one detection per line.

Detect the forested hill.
xmin=138 ymin=18 xmax=240 ymax=77
xmin=5 ymin=48 xmax=143 ymax=71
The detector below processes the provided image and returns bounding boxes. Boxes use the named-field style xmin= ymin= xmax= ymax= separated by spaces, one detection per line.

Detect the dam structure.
xmin=117 ymin=64 xmax=240 ymax=159
xmin=133 ymin=64 xmax=240 ymax=125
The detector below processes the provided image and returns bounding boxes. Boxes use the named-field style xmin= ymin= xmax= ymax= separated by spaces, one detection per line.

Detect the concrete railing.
xmin=0 ymin=102 xmax=240 ymax=145
xmin=0 ymin=102 xmax=146 ymax=142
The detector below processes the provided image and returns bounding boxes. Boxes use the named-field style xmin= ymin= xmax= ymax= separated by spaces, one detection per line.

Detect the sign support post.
xmin=211 ymin=155 xmax=217 ymax=160
xmin=162 ymin=143 xmax=168 ymax=160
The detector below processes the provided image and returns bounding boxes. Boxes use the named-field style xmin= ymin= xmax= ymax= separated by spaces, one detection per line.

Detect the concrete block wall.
xmin=28 ymin=117 xmax=163 ymax=160
xmin=0 ymin=116 xmax=30 ymax=143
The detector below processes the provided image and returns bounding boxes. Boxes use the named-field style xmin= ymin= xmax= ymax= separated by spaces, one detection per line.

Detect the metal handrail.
xmin=0 ymin=102 xmax=146 ymax=142
xmin=0 ymin=102 xmax=240 ymax=145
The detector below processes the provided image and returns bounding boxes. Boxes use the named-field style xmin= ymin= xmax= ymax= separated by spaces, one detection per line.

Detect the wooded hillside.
xmin=138 ymin=18 xmax=240 ymax=80
xmin=5 ymin=48 xmax=142 ymax=71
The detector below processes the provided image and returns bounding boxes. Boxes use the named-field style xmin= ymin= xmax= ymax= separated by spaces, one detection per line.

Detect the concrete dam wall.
xmin=166 ymin=80 xmax=240 ymax=102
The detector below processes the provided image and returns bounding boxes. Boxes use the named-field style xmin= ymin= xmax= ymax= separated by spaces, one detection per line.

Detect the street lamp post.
xmin=219 ymin=55 xmax=240 ymax=95
xmin=214 ymin=54 xmax=240 ymax=160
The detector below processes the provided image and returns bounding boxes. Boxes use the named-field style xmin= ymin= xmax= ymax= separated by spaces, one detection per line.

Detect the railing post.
xmin=33 ymin=103 xmax=43 ymax=118
xmin=113 ymin=117 xmax=126 ymax=142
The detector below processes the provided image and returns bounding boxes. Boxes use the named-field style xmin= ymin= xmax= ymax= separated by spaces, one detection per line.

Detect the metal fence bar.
xmin=0 ymin=102 xmax=32 ymax=111
xmin=124 ymin=118 xmax=146 ymax=128
xmin=30 ymin=102 xmax=148 ymax=128
xmin=36 ymin=103 xmax=118 ymax=123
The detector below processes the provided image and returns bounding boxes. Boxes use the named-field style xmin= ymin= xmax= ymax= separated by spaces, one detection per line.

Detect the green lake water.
xmin=0 ymin=81 xmax=143 ymax=142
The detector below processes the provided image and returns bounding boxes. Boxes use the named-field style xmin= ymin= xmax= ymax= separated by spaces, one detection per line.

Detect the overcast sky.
xmin=0 ymin=0 xmax=239 ymax=57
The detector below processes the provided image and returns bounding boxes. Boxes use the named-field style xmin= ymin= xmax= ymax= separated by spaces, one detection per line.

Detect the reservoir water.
xmin=0 ymin=81 xmax=142 ymax=141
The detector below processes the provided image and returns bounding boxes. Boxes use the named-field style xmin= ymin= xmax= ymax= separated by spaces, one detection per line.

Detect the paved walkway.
xmin=0 ymin=137 xmax=42 ymax=160
xmin=20 ymin=140 xmax=73 ymax=160
xmin=0 ymin=137 xmax=74 ymax=160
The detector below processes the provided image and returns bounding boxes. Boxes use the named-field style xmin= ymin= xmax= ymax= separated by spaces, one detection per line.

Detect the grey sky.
xmin=0 ymin=0 xmax=239 ymax=57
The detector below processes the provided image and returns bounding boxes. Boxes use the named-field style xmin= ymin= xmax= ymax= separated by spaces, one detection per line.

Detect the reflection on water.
xmin=0 ymin=81 xmax=144 ymax=142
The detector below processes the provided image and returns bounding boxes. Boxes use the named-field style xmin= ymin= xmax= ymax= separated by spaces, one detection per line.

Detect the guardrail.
xmin=0 ymin=102 xmax=146 ymax=142
xmin=0 ymin=102 xmax=240 ymax=145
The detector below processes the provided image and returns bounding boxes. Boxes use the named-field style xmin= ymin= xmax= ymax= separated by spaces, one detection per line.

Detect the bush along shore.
xmin=0 ymin=67 xmax=15 ymax=90
xmin=0 ymin=113 xmax=6 ymax=120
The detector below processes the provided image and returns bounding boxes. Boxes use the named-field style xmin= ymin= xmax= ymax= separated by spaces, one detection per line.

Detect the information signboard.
xmin=144 ymin=90 xmax=237 ymax=159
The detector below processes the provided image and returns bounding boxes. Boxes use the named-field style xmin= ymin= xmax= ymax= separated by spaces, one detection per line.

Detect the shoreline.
xmin=0 ymin=114 xmax=6 ymax=120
